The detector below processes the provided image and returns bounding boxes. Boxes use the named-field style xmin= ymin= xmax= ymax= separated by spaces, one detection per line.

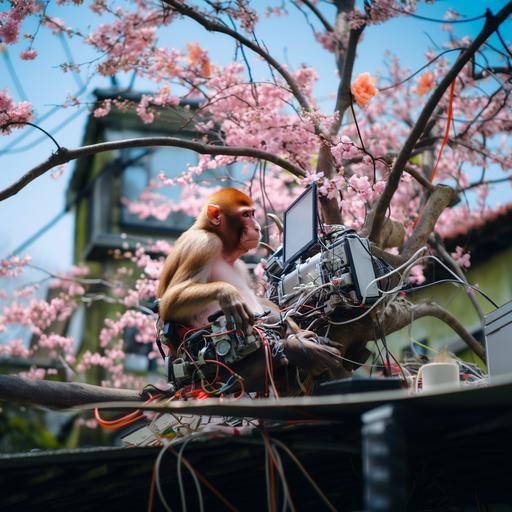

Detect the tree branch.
xmin=162 ymin=0 xmax=313 ymax=114
xmin=369 ymin=2 xmax=512 ymax=242
xmin=301 ymin=0 xmax=334 ymax=32
xmin=0 ymin=137 xmax=306 ymax=201
xmin=0 ymin=374 xmax=143 ymax=408
xmin=400 ymin=184 xmax=456 ymax=260
xmin=411 ymin=301 xmax=485 ymax=361
xmin=317 ymin=1 xmax=363 ymax=224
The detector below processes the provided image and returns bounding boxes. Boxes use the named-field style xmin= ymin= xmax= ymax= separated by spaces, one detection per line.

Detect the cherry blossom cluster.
xmin=0 ymin=255 xmax=31 ymax=277
xmin=0 ymin=90 xmax=33 ymax=134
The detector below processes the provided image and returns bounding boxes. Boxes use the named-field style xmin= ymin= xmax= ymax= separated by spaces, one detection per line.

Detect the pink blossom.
xmin=51 ymin=164 xmax=67 ymax=180
xmin=348 ymin=175 xmax=371 ymax=193
xmin=93 ymin=99 xmax=112 ymax=118
xmin=0 ymin=89 xmax=33 ymax=134
xmin=314 ymin=31 xmax=338 ymax=53
xmin=42 ymin=15 xmax=68 ymax=34
xmin=0 ymin=339 xmax=31 ymax=358
xmin=451 ymin=246 xmax=471 ymax=269
xmin=20 ymin=48 xmax=37 ymax=60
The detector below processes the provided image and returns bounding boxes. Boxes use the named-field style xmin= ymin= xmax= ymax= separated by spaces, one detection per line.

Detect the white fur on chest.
xmin=210 ymin=259 xmax=263 ymax=314
xmin=186 ymin=259 xmax=263 ymax=328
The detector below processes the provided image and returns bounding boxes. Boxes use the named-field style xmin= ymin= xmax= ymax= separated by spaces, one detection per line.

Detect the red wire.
xmin=412 ymin=78 xmax=456 ymax=230
xmin=254 ymin=327 xmax=279 ymax=398
xmin=95 ymin=394 xmax=160 ymax=430
xmin=430 ymin=78 xmax=456 ymax=184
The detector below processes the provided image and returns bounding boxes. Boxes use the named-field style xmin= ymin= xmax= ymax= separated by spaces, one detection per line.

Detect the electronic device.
xmin=484 ymin=300 xmax=512 ymax=382
xmin=158 ymin=310 xmax=265 ymax=388
xmin=283 ymin=183 xmax=318 ymax=269
xmin=265 ymin=185 xmax=390 ymax=312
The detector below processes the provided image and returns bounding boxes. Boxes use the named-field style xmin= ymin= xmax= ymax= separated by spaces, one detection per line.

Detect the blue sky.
xmin=0 ymin=0 xmax=510 ymax=274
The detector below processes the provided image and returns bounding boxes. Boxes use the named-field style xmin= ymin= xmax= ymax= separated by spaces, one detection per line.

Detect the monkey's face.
xmin=237 ymin=207 xmax=261 ymax=252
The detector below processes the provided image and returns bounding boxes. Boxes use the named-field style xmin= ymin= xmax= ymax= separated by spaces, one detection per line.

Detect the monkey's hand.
xmin=217 ymin=284 xmax=255 ymax=334
xmin=283 ymin=332 xmax=342 ymax=371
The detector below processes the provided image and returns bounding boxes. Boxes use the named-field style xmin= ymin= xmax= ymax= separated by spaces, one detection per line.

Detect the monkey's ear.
xmin=207 ymin=204 xmax=222 ymax=225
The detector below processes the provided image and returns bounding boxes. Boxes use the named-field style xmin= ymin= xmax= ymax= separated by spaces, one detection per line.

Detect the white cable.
xmin=328 ymin=292 xmax=394 ymax=325
xmin=272 ymin=446 xmax=290 ymax=512
xmin=265 ymin=442 xmax=271 ymax=512
xmin=177 ymin=436 xmax=204 ymax=512
xmin=155 ymin=441 xmax=174 ymax=512
xmin=361 ymin=246 xmax=427 ymax=304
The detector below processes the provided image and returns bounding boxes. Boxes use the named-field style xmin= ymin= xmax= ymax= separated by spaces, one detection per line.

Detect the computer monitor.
xmin=283 ymin=184 xmax=318 ymax=268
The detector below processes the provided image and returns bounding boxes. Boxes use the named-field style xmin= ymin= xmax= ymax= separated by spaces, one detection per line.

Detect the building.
xmin=388 ymin=204 xmax=512 ymax=365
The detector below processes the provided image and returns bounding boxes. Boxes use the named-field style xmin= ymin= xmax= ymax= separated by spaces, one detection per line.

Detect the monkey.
xmin=157 ymin=188 xmax=263 ymax=333
xmin=157 ymin=187 xmax=341 ymax=379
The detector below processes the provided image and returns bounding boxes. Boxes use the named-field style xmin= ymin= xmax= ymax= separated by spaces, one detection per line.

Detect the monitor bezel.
xmin=283 ymin=183 xmax=318 ymax=269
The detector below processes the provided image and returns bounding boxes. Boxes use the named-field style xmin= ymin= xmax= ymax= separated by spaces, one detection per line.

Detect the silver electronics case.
xmin=278 ymin=237 xmax=346 ymax=305
xmin=277 ymin=235 xmax=381 ymax=307
xmin=344 ymin=236 xmax=380 ymax=303
xmin=484 ymin=301 xmax=512 ymax=382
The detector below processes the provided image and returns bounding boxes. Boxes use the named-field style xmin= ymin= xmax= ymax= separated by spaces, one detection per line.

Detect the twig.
xmin=429 ymin=234 xmax=484 ymax=321
xmin=302 ymin=0 xmax=334 ymax=32
xmin=162 ymin=0 xmax=313 ymax=115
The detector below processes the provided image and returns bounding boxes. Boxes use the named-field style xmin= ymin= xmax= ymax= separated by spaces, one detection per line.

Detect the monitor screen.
xmin=283 ymin=184 xmax=318 ymax=267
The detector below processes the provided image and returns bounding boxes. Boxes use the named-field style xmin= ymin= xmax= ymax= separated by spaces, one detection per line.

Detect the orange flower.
xmin=416 ymin=71 xmax=434 ymax=96
xmin=351 ymin=72 xmax=378 ymax=108
xmin=201 ymin=58 xmax=211 ymax=78
xmin=187 ymin=42 xmax=203 ymax=65
xmin=187 ymin=42 xmax=211 ymax=77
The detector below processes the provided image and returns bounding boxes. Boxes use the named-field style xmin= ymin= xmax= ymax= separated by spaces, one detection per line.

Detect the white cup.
xmin=417 ymin=362 xmax=460 ymax=392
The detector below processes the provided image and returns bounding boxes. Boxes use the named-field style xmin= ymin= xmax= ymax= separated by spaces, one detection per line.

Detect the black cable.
xmin=379 ymin=48 xmax=464 ymax=92
xmin=385 ymin=4 xmax=487 ymax=24
xmin=6 ymin=149 xmax=152 ymax=257
xmin=403 ymin=278 xmax=499 ymax=309
xmin=495 ymin=26 xmax=512 ymax=60
xmin=1 ymin=121 xmax=61 ymax=149
xmin=2 ymin=50 xmax=28 ymax=100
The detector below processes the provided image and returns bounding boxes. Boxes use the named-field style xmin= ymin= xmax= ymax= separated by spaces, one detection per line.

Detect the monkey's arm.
xmin=158 ymin=230 xmax=253 ymax=331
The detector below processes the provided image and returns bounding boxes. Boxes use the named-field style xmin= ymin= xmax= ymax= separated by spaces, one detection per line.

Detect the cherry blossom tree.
xmin=1 ymin=0 xmax=511 ymax=406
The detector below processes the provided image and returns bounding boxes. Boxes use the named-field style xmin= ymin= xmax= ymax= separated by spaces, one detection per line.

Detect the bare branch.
xmin=0 ymin=374 xmax=143 ymax=408
xmin=460 ymin=176 xmax=512 ymax=192
xmin=403 ymin=165 xmax=434 ymax=192
xmin=369 ymin=2 xmax=512 ymax=242
xmin=301 ymin=0 xmax=334 ymax=32
xmin=0 ymin=137 xmax=306 ymax=201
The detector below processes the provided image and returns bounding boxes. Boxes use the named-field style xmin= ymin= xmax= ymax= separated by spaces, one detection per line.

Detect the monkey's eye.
xmin=242 ymin=211 xmax=252 ymax=218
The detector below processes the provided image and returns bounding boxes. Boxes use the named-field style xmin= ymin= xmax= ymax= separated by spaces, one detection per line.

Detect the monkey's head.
xmin=198 ymin=188 xmax=261 ymax=255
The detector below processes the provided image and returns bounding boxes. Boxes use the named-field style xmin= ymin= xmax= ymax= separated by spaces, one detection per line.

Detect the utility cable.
xmin=2 ymin=49 xmax=28 ymax=100
xmin=6 ymin=148 xmax=151 ymax=257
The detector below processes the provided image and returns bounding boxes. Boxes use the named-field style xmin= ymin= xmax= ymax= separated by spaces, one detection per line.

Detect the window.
xmin=118 ymin=142 xmax=200 ymax=232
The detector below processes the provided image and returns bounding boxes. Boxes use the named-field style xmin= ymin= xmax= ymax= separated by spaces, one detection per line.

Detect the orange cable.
xmin=430 ymin=78 xmax=456 ymax=184
xmin=412 ymin=79 xmax=456 ymax=230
